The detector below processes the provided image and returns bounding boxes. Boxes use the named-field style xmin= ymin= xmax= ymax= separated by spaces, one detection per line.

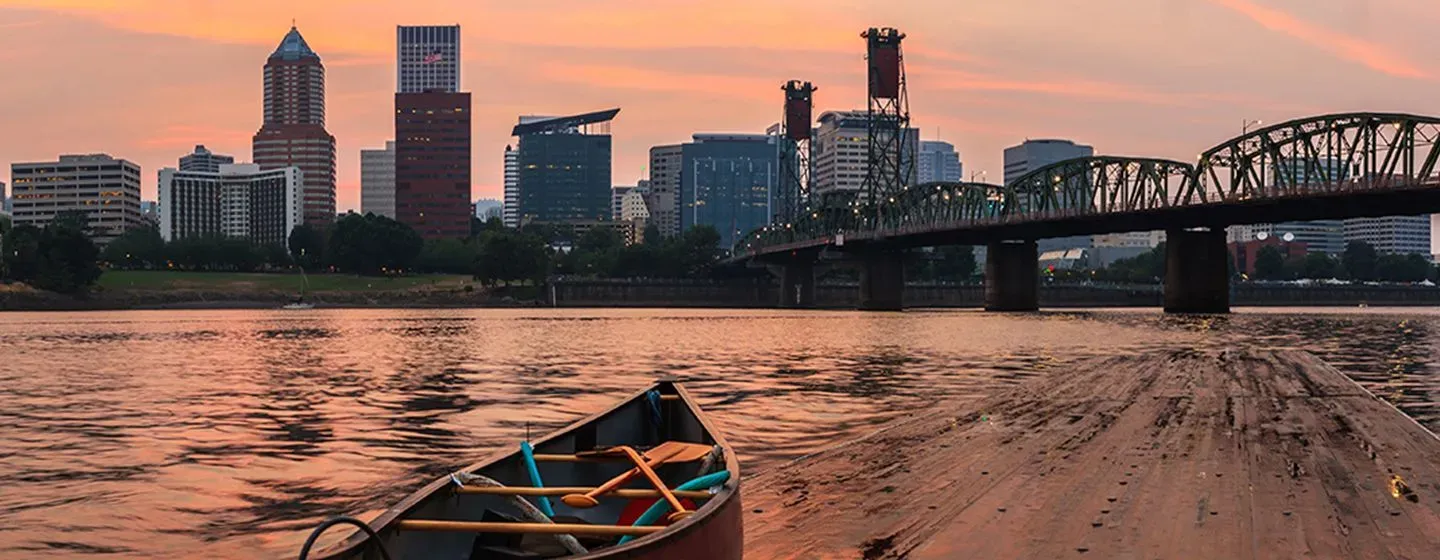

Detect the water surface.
xmin=0 ymin=308 xmax=1434 ymax=557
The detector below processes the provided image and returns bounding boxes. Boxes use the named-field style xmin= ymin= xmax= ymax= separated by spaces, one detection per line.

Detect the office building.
xmin=252 ymin=25 xmax=337 ymax=225
xmin=1 ymin=181 xmax=9 ymax=216
xmin=1230 ymin=238 xmax=1309 ymax=275
xmin=811 ymin=110 xmax=918 ymax=204
xmin=397 ymin=25 xmax=460 ymax=93
xmin=179 ymin=145 xmax=235 ymax=173
xmin=680 ymin=134 xmax=777 ymax=249
xmin=473 ymin=198 xmax=502 ymax=221
xmin=647 ymin=144 xmax=684 ymax=236
xmin=1344 ymin=216 xmax=1430 ymax=255
xmin=502 ymin=145 xmax=519 ymax=228
xmin=612 ymin=186 xmax=632 ymax=221
xmin=1003 ymin=138 xmax=1096 ymax=252
xmin=918 ymin=140 xmax=962 ymax=183
xmin=513 ymin=109 xmax=617 ymax=225
xmin=395 ymin=91 xmax=472 ymax=239
xmin=360 ymin=141 xmax=396 ymax=218
xmin=10 ymin=154 xmax=143 ymax=245
xmin=158 ymin=163 xmax=302 ymax=247
xmin=140 ymin=201 xmax=158 ymax=225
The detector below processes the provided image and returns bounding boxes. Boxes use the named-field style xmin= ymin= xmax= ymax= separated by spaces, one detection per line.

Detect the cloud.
xmin=1209 ymin=0 xmax=1429 ymax=80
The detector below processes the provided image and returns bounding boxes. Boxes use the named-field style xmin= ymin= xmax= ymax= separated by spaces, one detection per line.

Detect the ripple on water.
xmin=0 ymin=308 xmax=1435 ymax=558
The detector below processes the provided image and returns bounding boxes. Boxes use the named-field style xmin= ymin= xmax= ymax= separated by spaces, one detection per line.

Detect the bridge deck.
xmin=743 ymin=349 xmax=1440 ymax=559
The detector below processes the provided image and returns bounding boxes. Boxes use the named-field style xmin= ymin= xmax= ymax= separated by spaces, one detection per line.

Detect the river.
xmin=0 ymin=308 xmax=1436 ymax=558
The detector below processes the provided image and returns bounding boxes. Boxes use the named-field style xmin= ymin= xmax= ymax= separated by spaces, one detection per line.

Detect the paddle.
xmin=559 ymin=442 xmax=711 ymax=515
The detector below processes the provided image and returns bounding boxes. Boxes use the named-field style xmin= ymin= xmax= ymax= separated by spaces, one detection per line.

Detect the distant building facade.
xmin=811 ymin=110 xmax=918 ymax=205
xmin=1 ymin=181 xmax=9 ymax=216
xmin=1230 ymin=238 xmax=1309 ymax=275
xmin=473 ymin=198 xmax=502 ymax=220
xmin=360 ymin=140 xmax=396 ymax=218
xmin=397 ymin=25 xmax=460 ymax=93
xmin=503 ymin=145 xmax=519 ymax=228
xmin=179 ymin=145 xmax=235 ymax=173
xmin=395 ymin=91 xmax=472 ymax=239
xmin=1003 ymin=138 xmax=1095 ymax=253
xmin=514 ymin=110 xmax=617 ymax=225
xmin=681 ymin=134 xmax=777 ymax=249
xmin=1344 ymin=216 xmax=1431 ymax=255
xmin=158 ymin=163 xmax=301 ymax=247
xmin=647 ymin=144 xmax=684 ymax=236
xmin=917 ymin=140 xmax=962 ymax=183
xmin=10 ymin=154 xmax=143 ymax=245
xmin=612 ymin=186 xmax=632 ymax=221
xmin=252 ymin=26 xmax=337 ymax=225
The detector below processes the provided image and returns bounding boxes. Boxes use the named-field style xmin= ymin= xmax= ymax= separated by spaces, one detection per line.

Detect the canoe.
xmin=298 ymin=380 xmax=742 ymax=560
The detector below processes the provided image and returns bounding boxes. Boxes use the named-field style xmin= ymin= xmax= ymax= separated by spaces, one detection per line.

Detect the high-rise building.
xmin=681 ymin=134 xmax=777 ymax=249
xmin=397 ymin=25 xmax=461 ymax=93
xmin=473 ymin=198 xmax=502 ymax=220
xmin=647 ymin=144 xmax=684 ymax=236
xmin=158 ymin=163 xmax=302 ymax=247
xmin=513 ymin=109 xmax=617 ymax=225
xmin=612 ymin=186 xmax=632 ymax=221
xmin=1344 ymin=216 xmax=1431 ymax=255
xmin=10 ymin=154 xmax=143 ymax=245
xmin=140 ymin=201 xmax=159 ymax=225
xmin=917 ymin=140 xmax=962 ymax=183
xmin=179 ymin=145 xmax=235 ymax=173
xmin=252 ymin=26 xmax=337 ymax=226
xmin=811 ymin=110 xmax=918 ymax=204
xmin=1 ymin=181 xmax=9 ymax=216
xmin=360 ymin=141 xmax=396 ymax=218
xmin=503 ymin=145 xmax=519 ymax=228
xmin=395 ymin=92 xmax=472 ymax=239
xmin=1003 ymin=138 xmax=1096 ymax=253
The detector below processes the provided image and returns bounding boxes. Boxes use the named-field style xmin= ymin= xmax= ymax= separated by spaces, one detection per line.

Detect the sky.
xmin=1 ymin=0 xmax=1437 ymax=214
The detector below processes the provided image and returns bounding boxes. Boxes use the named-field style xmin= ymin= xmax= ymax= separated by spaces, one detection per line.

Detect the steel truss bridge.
xmin=737 ymin=113 xmax=1440 ymax=257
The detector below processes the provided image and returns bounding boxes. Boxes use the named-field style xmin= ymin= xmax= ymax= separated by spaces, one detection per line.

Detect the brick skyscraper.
xmin=252 ymin=26 xmax=337 ymax=225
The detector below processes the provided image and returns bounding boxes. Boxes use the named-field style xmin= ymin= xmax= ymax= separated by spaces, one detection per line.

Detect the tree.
xmin=288 ymin=224 xmax=326 ymax=270
xmin=643 ymin=223 xmax=662 ymax=245
xmin=1343 ymin=241 xmax=1378 ymax=282
xmin=101 ymin=225 xmax=166 ymax=269
xmin=32 ymin=224 xmax=101 ymax=294
xmin=416 ymin=238 xmax=478 ymax=274
xmin=474 ymin=229 xmax=548 ymax=286
xmin=1374 ymin=253 xmax=1431 ymax=283
xmin=1301 ymin=251 xmax=1338 ymax=279
xmin=2 ymin=225 xmax=43 ymax=282
xmin=327 ymin=213 xmax=423 ymax=275
xmin=1253 ymin=245 xmax=1285 ymax=280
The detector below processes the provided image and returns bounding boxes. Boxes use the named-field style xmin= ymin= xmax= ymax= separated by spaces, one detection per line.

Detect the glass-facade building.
xmin=397 ymin=25 xmax=460 ymax=94
xmin=680 ymin=134 xmax=777 ymax=250
xmin=514 ymin=111 xmax=617 ymax=225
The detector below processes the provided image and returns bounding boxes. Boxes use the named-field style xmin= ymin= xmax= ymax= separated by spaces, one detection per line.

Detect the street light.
xmin=1242 ymin=119 xmax=1263 ymax=135
xmin=970 ymin=170 xmax=987 ymax=182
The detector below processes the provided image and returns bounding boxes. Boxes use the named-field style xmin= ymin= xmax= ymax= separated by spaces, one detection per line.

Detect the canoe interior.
xmin=315 ymin=381 xmax=736 ymax=560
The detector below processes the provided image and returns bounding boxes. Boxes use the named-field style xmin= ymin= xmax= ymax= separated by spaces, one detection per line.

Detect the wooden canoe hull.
xmin=305 ymin=380 xmax=741 ymax=559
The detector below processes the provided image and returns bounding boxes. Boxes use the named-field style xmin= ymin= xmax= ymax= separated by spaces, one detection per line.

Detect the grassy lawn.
xmin=98 ymin=270 xmax=474 ymax=292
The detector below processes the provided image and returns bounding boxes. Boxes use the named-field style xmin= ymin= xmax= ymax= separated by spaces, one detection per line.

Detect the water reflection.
xmin=0 ymin=308 xmax=1434 ymax=558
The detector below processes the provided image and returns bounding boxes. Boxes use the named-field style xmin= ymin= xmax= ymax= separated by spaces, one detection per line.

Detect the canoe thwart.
xmin=396 ymin=520 xmax=664 ymax=536
xmin=453 ymin=486 xmax=714 ymax=500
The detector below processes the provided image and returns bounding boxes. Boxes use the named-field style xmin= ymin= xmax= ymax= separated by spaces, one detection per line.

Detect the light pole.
xmin=970 ymin=170 xmax=987 ymax=183
xmin=1242 ymin=119 xmax=1263 ymax=135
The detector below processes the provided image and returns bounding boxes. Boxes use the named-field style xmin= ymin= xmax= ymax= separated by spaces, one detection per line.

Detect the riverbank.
xmin=743 ymin=349 xmax=1440 ymax=558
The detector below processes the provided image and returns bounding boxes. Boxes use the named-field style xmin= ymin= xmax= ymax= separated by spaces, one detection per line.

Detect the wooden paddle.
xmin=559 ymin=442 xmax=711 ymax=513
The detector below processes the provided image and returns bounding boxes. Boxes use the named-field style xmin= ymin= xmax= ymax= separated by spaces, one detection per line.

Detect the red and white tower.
xmin=252 ymin=26 xmax=337 ymax=226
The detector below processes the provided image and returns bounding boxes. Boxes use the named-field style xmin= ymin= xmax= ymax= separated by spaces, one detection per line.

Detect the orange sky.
xmin=1 ymin=0 xmax=1436 ymax=211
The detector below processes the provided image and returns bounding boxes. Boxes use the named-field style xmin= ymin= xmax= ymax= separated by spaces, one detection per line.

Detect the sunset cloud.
xmin=1209 ymin=0 xmax=1430 ymax=80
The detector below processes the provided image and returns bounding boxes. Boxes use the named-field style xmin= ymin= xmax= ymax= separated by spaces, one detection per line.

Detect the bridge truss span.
xmin=1189 ymin=112 xmax=1440 ymax=204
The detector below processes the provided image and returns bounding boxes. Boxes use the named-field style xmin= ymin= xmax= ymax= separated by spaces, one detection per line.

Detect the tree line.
xmin=1086 ymin=240 xmax=1436 ymax=284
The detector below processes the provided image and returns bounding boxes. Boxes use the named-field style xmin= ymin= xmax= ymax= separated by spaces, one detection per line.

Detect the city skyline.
xmin=1 ymin=0 xmax=1437 ymax=216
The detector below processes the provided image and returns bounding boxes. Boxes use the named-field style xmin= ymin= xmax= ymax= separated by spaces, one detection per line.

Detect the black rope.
xmin=296 ymin=516 xmax=393 ymax=560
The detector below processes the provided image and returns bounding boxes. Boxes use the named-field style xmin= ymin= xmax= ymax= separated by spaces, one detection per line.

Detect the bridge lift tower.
xmin=861 ymin=27 xmax=912 ymax=220
xmin=777 ymin=80 xmax=817 ymax=225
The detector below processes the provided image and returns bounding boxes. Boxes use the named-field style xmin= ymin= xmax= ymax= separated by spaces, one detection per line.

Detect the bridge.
xmin=733 ymin=113 xmax=1440 ymax=312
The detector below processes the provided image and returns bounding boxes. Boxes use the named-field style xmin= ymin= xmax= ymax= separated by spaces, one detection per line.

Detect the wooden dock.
xmin=744 ymin=350 xmax=1440 ymax=559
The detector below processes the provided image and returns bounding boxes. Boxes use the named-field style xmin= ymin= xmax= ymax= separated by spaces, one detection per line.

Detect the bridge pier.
xmin=985 ymin=240 xmax=1039 ymax=312
xmin=777 ymin=262 xmax=816 ymax=308
xmin=858 ymin=250 xmax=906 ymax=311
xmin=1164 ymin=227 xmax=1230 ymax=314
